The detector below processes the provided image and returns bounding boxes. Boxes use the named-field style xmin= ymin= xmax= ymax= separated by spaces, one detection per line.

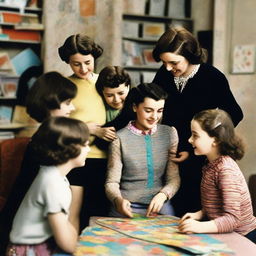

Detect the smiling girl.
xmin=105 ymin=83 xmax=180 ymax=217
xmin=179 ymin=109 xmax=256 ymax=243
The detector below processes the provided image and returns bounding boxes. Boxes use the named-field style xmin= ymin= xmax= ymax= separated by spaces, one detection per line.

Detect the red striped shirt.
xmin=201 ymin=155 xmax=256 ymax=235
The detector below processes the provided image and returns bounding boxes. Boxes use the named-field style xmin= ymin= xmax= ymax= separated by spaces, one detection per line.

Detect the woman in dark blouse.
xmin=152 ymin=27 xmax=243 ymax=216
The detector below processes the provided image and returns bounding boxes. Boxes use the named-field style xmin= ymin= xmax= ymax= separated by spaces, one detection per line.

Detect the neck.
xmin=183 ymin=64 xmax=198 ymax=78
xmin=56 ymin=161 xmax=74 ymax=177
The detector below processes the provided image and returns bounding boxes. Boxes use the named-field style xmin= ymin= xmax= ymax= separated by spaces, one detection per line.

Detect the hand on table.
xmin=114 ymin=197 xmax=133 ymax=218
xmin=146 ymin=192 xmax=167 ymax=217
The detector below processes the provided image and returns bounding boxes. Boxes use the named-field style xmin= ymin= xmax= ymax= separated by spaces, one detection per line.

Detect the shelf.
xmin=125 ymin=65 xmax=160 ymax=71
xmin=0 ymin=38 xmax=40 ymax=44
xmin=123 ymin=37 xmax=157 ymax=43
xmin=123 ymin=13 xmax=193 ymax=23
xmin=0 ymin=4 xmax=42 ymax=13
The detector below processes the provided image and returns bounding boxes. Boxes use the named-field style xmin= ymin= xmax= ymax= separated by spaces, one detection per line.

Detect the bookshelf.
xmin=0 ymin=0 xmax=43 ymax=128
xmin=122 ymin=0 xmax=193 ymax=85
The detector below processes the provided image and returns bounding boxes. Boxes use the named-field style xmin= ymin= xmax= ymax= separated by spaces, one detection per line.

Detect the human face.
xmin=133 ymin=97 xmax=165 ymax=133
xmin=102 ymin=83 xmax=130 ymax=110
xmin=72 ymin=141 xmax=91 ymax=168
xmin=160 ymin=52 xmax=191 ymax=77
xmin=69 ymin=53 xmax=94 ymax=80
xmin=188 ymin=120 xmax=219 ymax=161
xmin=50 ymin=99 xmax=75 ymax=117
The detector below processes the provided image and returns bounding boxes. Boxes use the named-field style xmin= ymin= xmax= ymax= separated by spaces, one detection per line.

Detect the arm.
xmin=69 ymin=185 xmax=84 ymax=232
xmin=48 ymin=212 xmax=78 ymax=253
xmin=211 ymin=168 xmax=242 ymax=233
xmin=147 ymin=127 xmax=180 ymax=216
xmin=105 ymin=138 xmax=133 ymax=217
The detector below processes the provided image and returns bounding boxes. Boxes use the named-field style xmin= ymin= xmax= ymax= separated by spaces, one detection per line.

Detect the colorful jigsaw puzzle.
xmin=75 ymin=225 xmax=194 ymax=256
xmin=95 ymin=215 xmax=234 ymax=255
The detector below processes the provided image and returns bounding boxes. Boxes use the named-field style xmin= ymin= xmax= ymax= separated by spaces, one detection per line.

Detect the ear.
xmin=132 ymin=103 xmax=137 ymax=112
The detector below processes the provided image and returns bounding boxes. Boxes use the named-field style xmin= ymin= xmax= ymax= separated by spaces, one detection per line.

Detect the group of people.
xmin=0 ymin=26 xmax=255 ymax=255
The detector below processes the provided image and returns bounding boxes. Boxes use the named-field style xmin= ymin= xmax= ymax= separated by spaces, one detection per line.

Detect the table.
xmin=55 ymin=216 xmax=256 ymax=256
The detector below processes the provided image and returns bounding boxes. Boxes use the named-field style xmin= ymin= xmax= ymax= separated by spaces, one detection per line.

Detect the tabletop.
xmin=54 ymin=215 xmax=256 ymax=256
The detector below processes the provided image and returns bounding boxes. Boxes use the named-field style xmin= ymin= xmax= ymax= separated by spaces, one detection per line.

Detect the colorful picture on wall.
xmin=232 ymin=44 xmax=255 ymax=74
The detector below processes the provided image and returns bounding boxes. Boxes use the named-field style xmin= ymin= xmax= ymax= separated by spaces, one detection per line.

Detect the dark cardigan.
xmin=153 ymin=63 xmax=243 ymax=152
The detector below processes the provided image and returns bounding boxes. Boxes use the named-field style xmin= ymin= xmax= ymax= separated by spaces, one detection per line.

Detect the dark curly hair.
xmin=193 ymin=109 xmax=245 ymax=160
xmin=152 ymin=27 xmax=207 ymax=64
xmin=30 ymin=116 xmax=89 ymax=166
xmin=26 ymin=71 xmax=77 ymax=122
xmin=58 ymin=34 xmax=103 ymax=63
xmin=95 ymin=66 xmax=131 ymax=96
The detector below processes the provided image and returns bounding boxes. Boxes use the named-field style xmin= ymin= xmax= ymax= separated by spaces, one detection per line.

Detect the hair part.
xmin=152 ymin=27 xmax=207 ymax=64
xmin=193 ymin=109 xmax=245 ymax=160
xmin=30 ymin=117 xmax=89 ymax=166
xmin=95 ymin=66 xmax=131 ymax=96
xmin=26 ymin=71 xmax=77 ymax=122
xmin=58 ymin=34 xmax=103 ymax=63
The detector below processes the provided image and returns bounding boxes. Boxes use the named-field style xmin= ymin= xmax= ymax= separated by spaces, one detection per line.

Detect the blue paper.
xmin=11 ymin=48 xmax=41 ymax=75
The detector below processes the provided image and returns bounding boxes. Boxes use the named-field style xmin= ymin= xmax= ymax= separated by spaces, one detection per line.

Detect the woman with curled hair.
xmin=58 ymin=34 xmax=116 ymax=231
xmin=6 ymin=117 xmax=90 ymax=255
xmin=152 ymin=26 xmax=243 ymax=217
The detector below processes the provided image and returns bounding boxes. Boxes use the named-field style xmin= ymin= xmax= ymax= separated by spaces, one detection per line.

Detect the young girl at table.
xmin=0 ymin=72 xmax=77 ymax=254
xmin=6 ymin=117 xmax=90 ymax=255
xmin=105 ymin=83 xmax=180 ymax=217
xmin=95 ymin=65 xmax=131 ymax=122
xmin=179 ymin=109 xmax=256 ymax=243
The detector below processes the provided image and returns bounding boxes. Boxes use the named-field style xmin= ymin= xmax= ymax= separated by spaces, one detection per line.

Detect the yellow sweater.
xmin=69 ymin=74 xmax=107 ymax=159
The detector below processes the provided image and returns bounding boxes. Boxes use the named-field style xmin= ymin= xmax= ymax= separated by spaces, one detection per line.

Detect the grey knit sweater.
xmin=105 ymin=123 xmax=180 ymax=205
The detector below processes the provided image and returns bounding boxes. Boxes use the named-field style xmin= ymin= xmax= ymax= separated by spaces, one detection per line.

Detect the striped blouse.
xmin=201 ymin=155 xmax=256 ymax=235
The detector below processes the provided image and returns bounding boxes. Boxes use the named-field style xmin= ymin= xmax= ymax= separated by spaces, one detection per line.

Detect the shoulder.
xmin=157 ymin=124 xmax=178 ymax=135
xmin=199 ymin=63 xmax=227 ymax=80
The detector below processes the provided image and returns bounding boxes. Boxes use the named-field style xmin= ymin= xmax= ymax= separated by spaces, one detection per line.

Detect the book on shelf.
xmin=127 ymin=70 xmax=141 ymax=87
xmin=142 ymin=22 xmax=165 ymax=39
xmin=1 ymin=27 xmax=41 ymax=41
xmin=123 ymin=20 xmax=140 ymax=38
xmin=168 ymin=0 xmax=186 ymax=18
xmin=0 ymin=0 xmax=27 ymax=9
xmin=123 ymin=0 xmax=146 ymax=15
xmin=123 ymin=40 xmax=143 ymax=66
xmin=0 ymin=105 xmax=13 ymax=124
xmin=0 ymin=131 xmax=15 ymax=140
xmin=11 ymin=47 xmax=41 ymax=75
xmin=148 ymin=0 xmax=166 ymax=16
xmin=142 ymin=48 xmax=161 ymax=66
xmin=141 ymin=71 xmax=156 ymax=83
xmin=0 ymin=51 xmax=15 ymax=74
xmin=26 ymin=0 xmax=41 ymax=8
xmin=0 ymin=76 xmax=18 ymax=98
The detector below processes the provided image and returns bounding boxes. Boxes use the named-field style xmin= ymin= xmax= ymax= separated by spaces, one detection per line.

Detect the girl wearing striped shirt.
xmin=179 ymin=109 xmax=256 ymax=243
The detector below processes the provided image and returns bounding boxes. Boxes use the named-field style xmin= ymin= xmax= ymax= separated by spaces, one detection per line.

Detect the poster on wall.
xmin=232 ymin=44 xmax=256 ymax=74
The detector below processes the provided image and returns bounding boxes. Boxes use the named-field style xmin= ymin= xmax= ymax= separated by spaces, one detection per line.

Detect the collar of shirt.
xmin=174 ymin=64 xmax=200 ymax=93
xmin=127 ymin=121 xmax=157 ymax=136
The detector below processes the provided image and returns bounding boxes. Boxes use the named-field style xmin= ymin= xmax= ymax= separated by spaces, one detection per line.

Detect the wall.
xmin=43 ymin=0 xmax=122 ymax=75
xmin=213 ymin=0 xmax=256 ymax=181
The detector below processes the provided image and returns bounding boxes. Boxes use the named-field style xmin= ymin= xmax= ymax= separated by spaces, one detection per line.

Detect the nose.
xmin=80 ymin=63 xmax=87 ymax=73
xmin=188 ymin=136 xmax=192 ymax=144
xmin=151 ymin=111 xmax=158 ymax=120
xmin=70 ymin=102 xmax=75 ymax=111
xmin=113 ymin=95 xmax=120 ymax=103
xmin=166 ymin=64 xmax=173 ymax=71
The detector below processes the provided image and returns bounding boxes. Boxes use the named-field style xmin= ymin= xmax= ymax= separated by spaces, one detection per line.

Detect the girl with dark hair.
xmin=26 ymin=71 xmax=77 ymax=122
xmin=105 ymin=83 xmax=180 ymax=217
xmin=0 ymin=72 xmax=77 ymax=255
xmin=179 ymin=109 xmax=256 ymax=244
xmin=152 ymin=27 xmax=243 ymax=216
xmin=96 ymin=65 xmax=131 ymax=122
xmin=58 ymin=34 xmax=116 ymax=231
xmin=6 ymin=117 xmax=90 ymax=255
